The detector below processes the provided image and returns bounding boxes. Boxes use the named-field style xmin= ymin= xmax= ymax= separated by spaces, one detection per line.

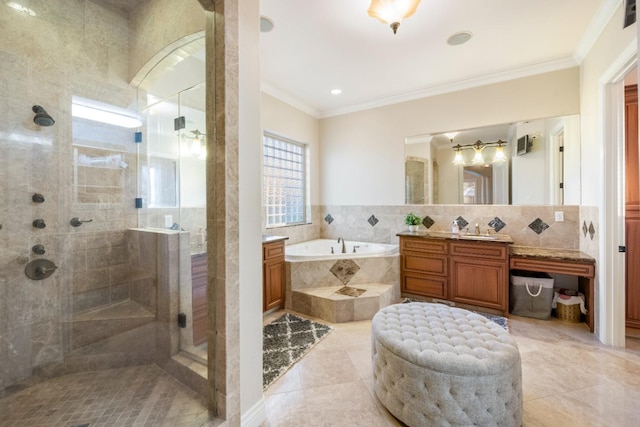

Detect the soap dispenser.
xmin=451 ymin=220 xmax=459 ymax=234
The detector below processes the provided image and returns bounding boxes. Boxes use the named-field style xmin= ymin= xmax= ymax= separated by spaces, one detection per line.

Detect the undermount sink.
xmin=458 ymin=234 xmax=500 ymax=241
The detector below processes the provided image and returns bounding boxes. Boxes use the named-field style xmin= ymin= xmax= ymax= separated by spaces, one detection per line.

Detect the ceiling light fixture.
xmin=451 ymin=140 xmax=507 ymax=166
xmin=367 ymin=0 xmax=421 ymax=34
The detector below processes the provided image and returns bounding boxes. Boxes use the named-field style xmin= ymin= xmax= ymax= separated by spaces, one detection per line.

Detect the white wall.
xmin=580 ymin=5 xmax=636 ymax=207
xmin=319 ymin=68 xmax=581 ymax=206
xmin=238 ymin=0 xmax=265 ymax=421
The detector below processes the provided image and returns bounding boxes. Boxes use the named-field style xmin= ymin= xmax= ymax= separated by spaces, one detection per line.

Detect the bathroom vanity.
xmin=399 ymin=232 xmax=512 ymax=316
xmin=398 ymin=231 xmax=596 ymax=331
xmin=510 ymin=246 xmax=595 ymax=332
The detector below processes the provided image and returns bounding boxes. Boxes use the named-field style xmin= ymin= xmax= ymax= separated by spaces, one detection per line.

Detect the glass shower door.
xmin=177 ymin=83 xmax=208 ymax=361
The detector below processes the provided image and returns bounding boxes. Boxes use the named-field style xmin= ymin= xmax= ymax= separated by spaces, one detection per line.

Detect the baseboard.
xmin=241 ymin=397 xmax=266 ymax=427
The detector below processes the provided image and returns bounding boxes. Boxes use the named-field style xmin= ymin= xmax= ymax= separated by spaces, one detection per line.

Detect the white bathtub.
xmin=285 ymin=238 xmax=399 ymax=262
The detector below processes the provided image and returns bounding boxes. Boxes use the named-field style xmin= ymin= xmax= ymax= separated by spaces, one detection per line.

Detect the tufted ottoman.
xmin=372 ymin=302 xmax=522 ymax=427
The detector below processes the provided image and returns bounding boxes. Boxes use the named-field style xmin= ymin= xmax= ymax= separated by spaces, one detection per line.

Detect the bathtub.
xmin=285 ymin=238 xmax=399 ymax=262
xmin=285 ymin=238 xmax=401 ymax=320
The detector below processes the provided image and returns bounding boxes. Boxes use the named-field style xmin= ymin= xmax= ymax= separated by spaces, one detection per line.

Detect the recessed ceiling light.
xmin=330 ymin=89 xmax=342 ymax=95
xmin=260 ymin=16 xmax=274 ymax=33
xmin=447 ymin=31 xmax=472 ymax=46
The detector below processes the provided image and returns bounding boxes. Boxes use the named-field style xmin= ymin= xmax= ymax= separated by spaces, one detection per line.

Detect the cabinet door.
xmin=450 ymin=257 xmax=507 ymax=311
xmin=264 ymin=258 xmax=285 ymax=311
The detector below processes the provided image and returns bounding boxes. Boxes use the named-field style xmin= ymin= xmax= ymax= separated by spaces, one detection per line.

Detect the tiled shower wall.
xmin=0 ymin=1 xmax=137 ymax=396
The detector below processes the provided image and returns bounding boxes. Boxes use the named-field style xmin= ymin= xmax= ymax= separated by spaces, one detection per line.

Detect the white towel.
xmin=552 ymin=292 xmax=587 ymax=314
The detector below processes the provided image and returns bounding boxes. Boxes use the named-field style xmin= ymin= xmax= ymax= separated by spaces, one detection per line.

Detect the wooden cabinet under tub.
xmin=399 ymin=233 xmax=511 ymax=316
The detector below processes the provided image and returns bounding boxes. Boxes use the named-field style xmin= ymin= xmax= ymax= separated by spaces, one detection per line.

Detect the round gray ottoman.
xmin=372 ymin=302 xmax=522 ymax=427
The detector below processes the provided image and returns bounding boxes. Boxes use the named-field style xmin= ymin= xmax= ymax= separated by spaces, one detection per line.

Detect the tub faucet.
xmin=337 ymin=237 xmax=346 ymax=253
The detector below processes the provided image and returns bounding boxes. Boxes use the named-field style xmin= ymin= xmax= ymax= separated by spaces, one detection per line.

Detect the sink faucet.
xmin=337 ymin=237 xmax=346 ymax=253
xmin=474 ymin=223 xmax=480 ymax=235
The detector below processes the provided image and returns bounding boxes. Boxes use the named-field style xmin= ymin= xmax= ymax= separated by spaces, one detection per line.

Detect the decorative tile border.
xmin=582 ymin=220 xmax=588 ymax=238
xmin=324 ymin=214 xmax=334 ymax=225
xmin=488 ymin=217 xmax=506 ymax=233
xmin=456 ymin=216 xmax=469 ymax=229
xmin=588 ymin=222 xmax=596 ymax=240
xmin=329 ymin=260 xmax=361 ymax=285
xmin=528 ymin=218 xmax=550 ymax=235
xmin=368 ymin=215 xmax=379 ymax=227
xmin=422 ymin=216 xmax=435 ymax=229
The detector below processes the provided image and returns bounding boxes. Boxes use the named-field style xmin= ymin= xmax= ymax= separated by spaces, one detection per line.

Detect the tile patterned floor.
xmin=263 ymin=309 xmax=640 ymax=427
xmin=2 ymin=310 xmax=640 ymax=427
xmin=0 ymin=365 xmax=212 ymax=427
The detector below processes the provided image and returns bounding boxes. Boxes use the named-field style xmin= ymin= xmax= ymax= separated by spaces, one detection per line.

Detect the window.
xmin=263 ymin=132 xmax=307 ymax=227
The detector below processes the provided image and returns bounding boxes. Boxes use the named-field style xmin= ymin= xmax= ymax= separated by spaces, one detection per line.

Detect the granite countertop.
xmin=510 ymin=246 xmax=595 ymax=264
xmin=190 ymin=244 xmax=207 ymax=256
xmin=262 ymin=235 xmax=289 ymax=244
xmin=396 ymin=230 xmax=514 ymax=244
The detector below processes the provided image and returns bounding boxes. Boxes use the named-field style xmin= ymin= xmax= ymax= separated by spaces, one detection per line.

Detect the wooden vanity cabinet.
xmin=449 ymin=242 xmax=509 ymax=314
xmin=400 ymin=237 xmax=448 ymax=298
xmin=263 ymin=240 xmax=286 ymax=312
xmin=399 ymin=236 xmax=510 ymax=315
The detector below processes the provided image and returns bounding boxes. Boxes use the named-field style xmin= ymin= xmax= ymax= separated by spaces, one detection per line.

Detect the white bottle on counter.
xmin=451 ymin=220 xmax=459 ymax=234
xmin=197 ymin=227 xmax=205 ymax=245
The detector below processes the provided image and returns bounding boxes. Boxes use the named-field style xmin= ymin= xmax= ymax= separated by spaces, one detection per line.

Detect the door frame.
xmin=600 ymin=40 xmax=637 ymax=347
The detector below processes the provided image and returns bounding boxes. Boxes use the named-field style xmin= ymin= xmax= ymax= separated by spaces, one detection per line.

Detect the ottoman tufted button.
xmin=372 ymin=302 xmax=522 ymax=427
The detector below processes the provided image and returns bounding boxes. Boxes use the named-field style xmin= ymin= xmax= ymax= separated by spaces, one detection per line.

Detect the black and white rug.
xmin=263 ymin=313 xmax=333 ymax=389
xmin=402 ymin=298 xmax=509 ymax=330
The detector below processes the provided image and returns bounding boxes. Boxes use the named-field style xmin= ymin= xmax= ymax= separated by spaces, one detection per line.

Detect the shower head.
xmin=32 ymin=105 xmax=55 ymax=127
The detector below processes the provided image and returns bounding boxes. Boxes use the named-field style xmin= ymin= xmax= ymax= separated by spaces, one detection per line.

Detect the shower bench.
xmin=371 ymin=302 xmax=522 ymax=427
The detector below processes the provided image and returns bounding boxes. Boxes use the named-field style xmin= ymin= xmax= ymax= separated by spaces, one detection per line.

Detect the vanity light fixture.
xmin=185 ymin=129 xmax=206 ymax=159
xmin=367 ymin=0 xmax=421 ymax=34
xmin=330 ymin=89 xmax=342 ymax=95
xmin=451 ymin=139 xmax=507 ymax=166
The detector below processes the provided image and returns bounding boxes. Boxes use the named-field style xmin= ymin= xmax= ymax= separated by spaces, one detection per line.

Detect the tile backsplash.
xmin=265 ymin=204 xmax=581 ymax=250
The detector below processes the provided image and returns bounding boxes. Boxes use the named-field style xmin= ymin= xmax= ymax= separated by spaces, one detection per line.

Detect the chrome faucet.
xmin=474 ymin=223 xmax=480 ymax=235
xmin=337 ymin=237 xmax=346 ymax=253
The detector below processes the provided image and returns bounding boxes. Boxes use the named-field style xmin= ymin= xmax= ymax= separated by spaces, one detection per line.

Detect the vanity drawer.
xmin=449 ymin=241 xmax=508 ymax=260
xmin=401 ymin=273 xmax=447 ymax=298
xmin=263 ymin=241 xmax=285 ymax=260
xmin=401 ymin=238 xmax=447 ymax=254
xmin=402 ymin=253 xmax=447 ymax=276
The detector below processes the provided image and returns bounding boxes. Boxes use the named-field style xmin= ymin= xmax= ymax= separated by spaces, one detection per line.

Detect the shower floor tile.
xmin=0 ymin=365 xmax=213 ymax=427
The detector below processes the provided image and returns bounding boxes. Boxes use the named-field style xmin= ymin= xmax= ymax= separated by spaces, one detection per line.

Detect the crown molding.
xmin=318 ymin=57 xmax=578 ymax=119
xmin=261 ymin=82 xmax=320 ymax=118
xmin=573 ymin=0 xmax=623 ymax=64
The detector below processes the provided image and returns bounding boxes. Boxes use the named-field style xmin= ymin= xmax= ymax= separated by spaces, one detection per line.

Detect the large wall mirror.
xmin=405 ymin=114 xmax=581 ymax=205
